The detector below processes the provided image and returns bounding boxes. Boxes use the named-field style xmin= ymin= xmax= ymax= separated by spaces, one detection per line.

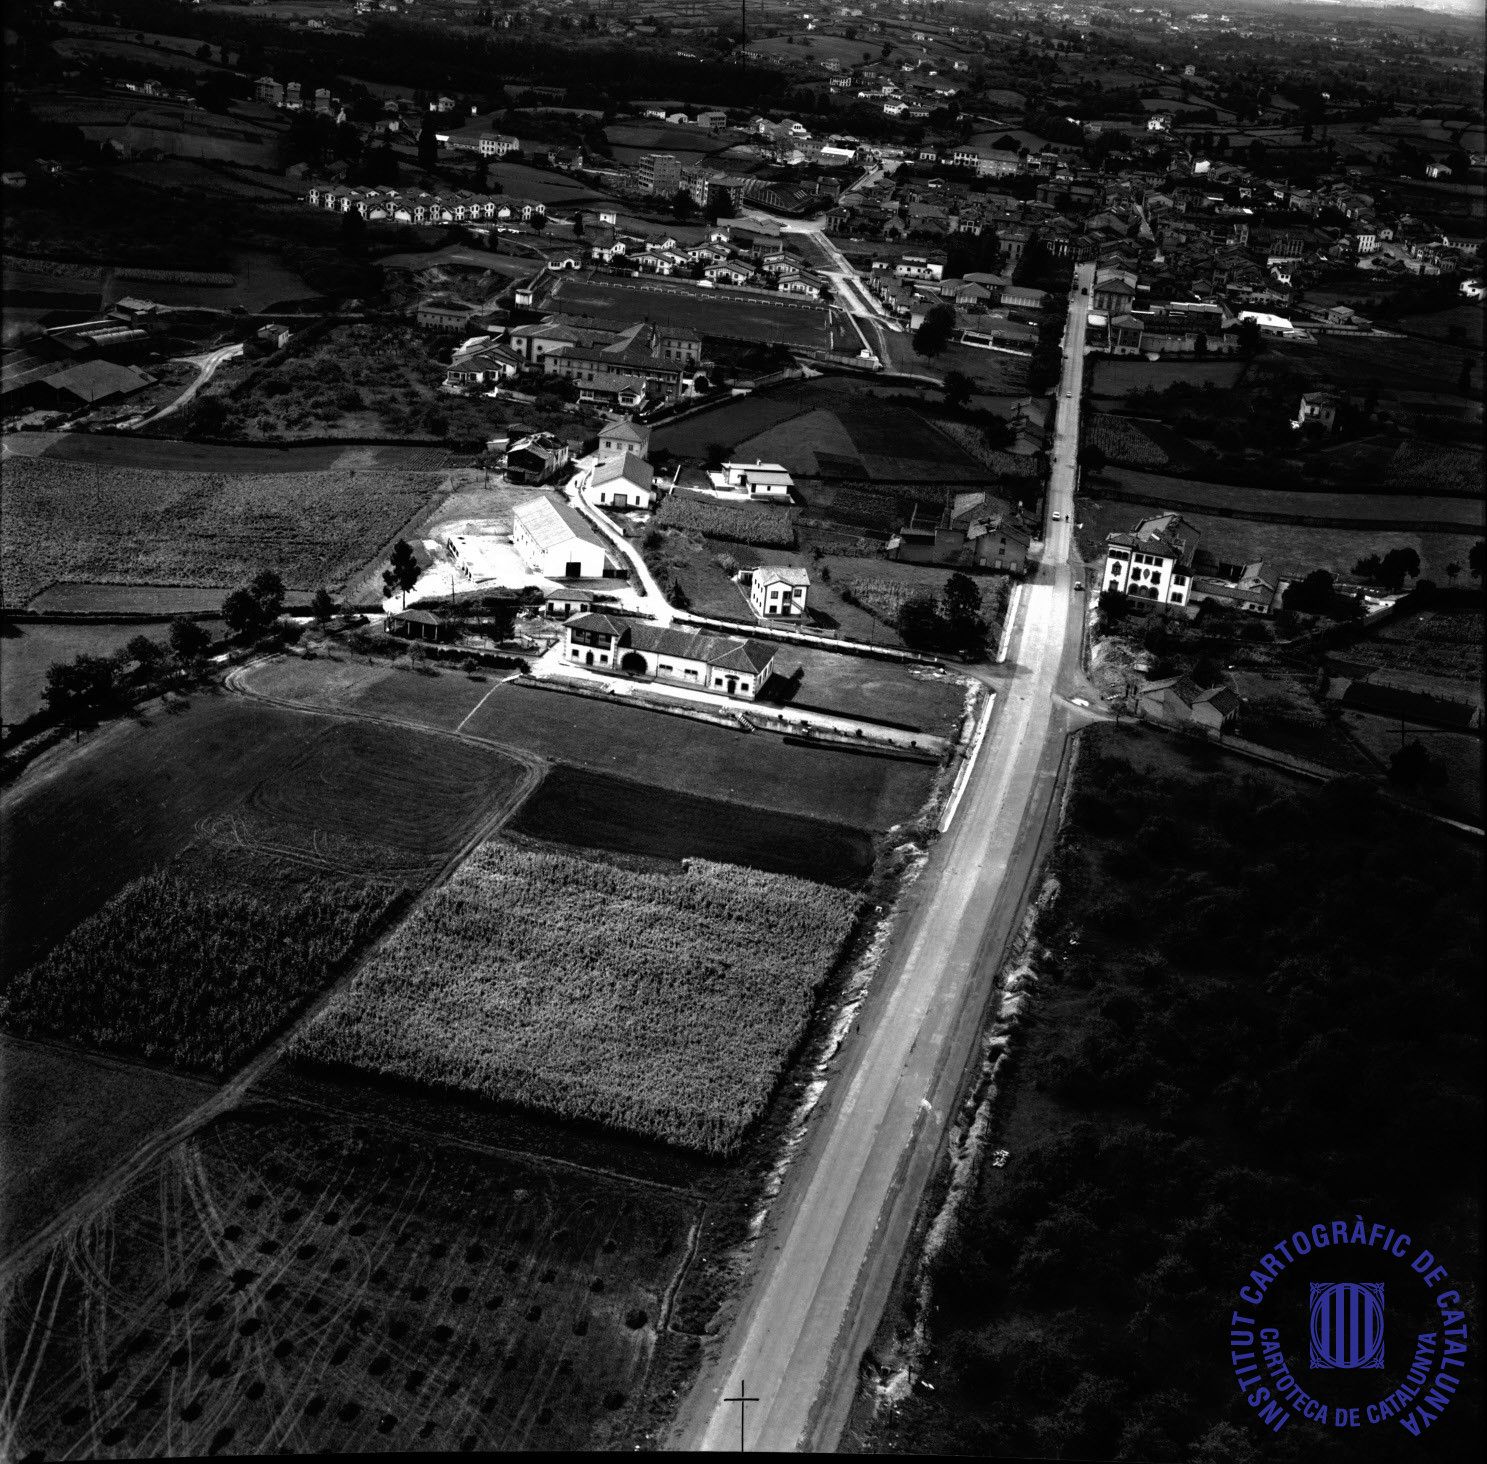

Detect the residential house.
xmin=543 ymin=586 xmax=595 ymax=618
xmin=511 ymin=496 xmax=609 ymax=578
xmin=1137 ymin=675 xmax=1241 ymax=737
xmin=1293 ymin=390 xmax=1341 ymax=433
xmin=749 ymin=566 xmax=809 ymax=619
xmin=890 ymin=494 xmax=1031 ymax=572
xmin=505 ymin=434 xmax=571 ymax=486
xmin=561 ymin=614 xmax=776 ymax=699
xmin=582 ymin=453 xmax=656 ymax=510
xmin=413 ymin=298 xmax=478 ymax=332
xmin=712 ymin=461 xmax=794 ymax=498
xmin=1102 ymin=514 xmax=1201 ymax=606
xmin=598 ymin=417 xmax=651 ymax=461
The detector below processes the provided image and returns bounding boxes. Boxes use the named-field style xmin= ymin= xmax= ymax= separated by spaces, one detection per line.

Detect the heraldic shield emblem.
xmin=1310 ymin=1281 xmax=1387 ymax=1369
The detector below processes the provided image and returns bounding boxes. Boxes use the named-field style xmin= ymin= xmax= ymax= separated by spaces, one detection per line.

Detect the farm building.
xmin=544 ymin=586 xmax=595 ymax=617
xmin=505 ymin=433 xmax=570 ymax=485
xmin=749 ymin=566 xmax=810 ymax=619
xmin=562 ymin=613 xmax=776 ymax=699
xmin=598 ymin=418 xmax=651 ymax=461
xmin=386 ymin=608 xmax=454 ymax=642
xmin=1137 ymin=676 xmax=1241 ymax=738
xmin=582 ymin=454 xmax=656 ymax=511
xmin=512 ymin=497 xmax=610 ymax=579
xmin=711 ymin=461 xmax=795 ymax=498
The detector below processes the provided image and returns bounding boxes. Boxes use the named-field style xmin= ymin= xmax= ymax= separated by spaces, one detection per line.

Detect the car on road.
xmin=1050 ymin=512 xmax=1063 ymax=521
xmin=1074 ymin=582 xmax=1084 ymax=591
xmin=1080 ymin=287 xmax=1088 ymax=296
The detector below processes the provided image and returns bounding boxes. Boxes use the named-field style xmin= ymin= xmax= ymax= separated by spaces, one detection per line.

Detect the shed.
xmin=386 ymin=608 xmax=453 ymax=642
xmin=511 ymin=496 xmax=610 ymax=579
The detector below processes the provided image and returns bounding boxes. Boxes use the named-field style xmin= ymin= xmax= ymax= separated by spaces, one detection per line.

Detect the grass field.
xmin=1340 ymin=712 xmax=1482 ymax=825
xmin=0 ymin=621 xmax=170 ymax=726
xmin=295 ymin=839 xmax=860 ymax=1154
xmin=1268 ymin=332 xmax=1479 ymax=398
xmin=0 ymin=692 xmax=530 ymax=980
xmin=20 ymin=582 xmax=238 ymax=614
xmin=735 ymin=405 xmax=987 ymax=482
xmin=1094 ymin=465 xmax=1485 ymax=532
xmin=1075 ymin=494 xmax=1469 ymax=583
xmin=0 ymin=1104 xmax=694 ymax=1455
xmin=762 ymin=643 xmax=966 ymax=735
xmin=509 ymin=765 xmax=874 ymax=886
xmin=0 ymin=456 xmax=442 ymax=605
xmin=545 ymin=273 xmax=836 ymax=349
xmin=32 ymin=434 xmax=453 ymax=473
xmin=242 ymin=657 xmax=938 ymax=831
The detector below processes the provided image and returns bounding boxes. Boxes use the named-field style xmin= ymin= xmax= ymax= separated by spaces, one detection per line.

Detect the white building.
xmin=511 ymin=496 xmax=610 ymax=579
xmin=749 ymin=566 xmax=809 ymax=619
xmin=1101 ymin=514 xmax=1200 ymax=606
xmin=583 ymin=454 xmax=656 ymax=511
xmin=598 ymin=418 xmax=651 ymax=461
xmin=711 ymin=461 xmax=794 ymax=498
xmin=562 ymin=614 xmax=777 ymax=699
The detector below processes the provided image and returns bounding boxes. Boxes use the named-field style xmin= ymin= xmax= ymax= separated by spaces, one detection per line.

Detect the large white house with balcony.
xmin=1102 ymin=514 xmax=1199 ymax=606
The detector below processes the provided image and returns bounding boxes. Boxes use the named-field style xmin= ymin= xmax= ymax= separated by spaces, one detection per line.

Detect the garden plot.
xmin=0 ymin=456 xmax=443 ymax=605
xmin=294 ymin=839 xmax=861 ymax=1155
xmin=0 ymin=1105 xmax=695 ymax=1456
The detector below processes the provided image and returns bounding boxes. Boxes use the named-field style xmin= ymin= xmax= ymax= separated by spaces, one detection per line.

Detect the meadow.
xmin=1087 ymin=356 xmax=1247 ymax=401
xmin=0 ymin=457 xmax=442 ymax=606
xmin=294 ymin=839 xmax=861 ymax=1155
xmin=36 ymin=434 xmax=453 ymax=473
xmin=0 ymin=1105 xmax=695 ymax=1455
xmin=509 ymin=766 xmax=875 ymax=887
xmin=0 ymin=620 xmax=169 ymax=727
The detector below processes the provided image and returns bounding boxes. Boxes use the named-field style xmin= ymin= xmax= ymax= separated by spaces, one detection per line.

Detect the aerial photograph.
xmin=0 ymin=0 xmax=1481 ymax=1457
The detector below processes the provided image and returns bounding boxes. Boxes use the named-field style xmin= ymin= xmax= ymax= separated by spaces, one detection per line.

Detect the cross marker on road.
xmin=723 ymin=1378 xmax=760 ymax=1452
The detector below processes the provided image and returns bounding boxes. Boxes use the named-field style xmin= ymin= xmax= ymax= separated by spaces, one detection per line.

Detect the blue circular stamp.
xmin=1229 ymin=1218 xmax=1471 ymax=1436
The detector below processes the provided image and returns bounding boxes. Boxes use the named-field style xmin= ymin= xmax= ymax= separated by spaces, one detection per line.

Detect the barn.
xmin=511 ymin=496 xmax=611 ymax=579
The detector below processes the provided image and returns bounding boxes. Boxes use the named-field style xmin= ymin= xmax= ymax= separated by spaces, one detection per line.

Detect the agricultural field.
xmin=1267 ymin=331 xmax=1479 ymax=398
xmin=0 ymin=1104 xmax=695 ymax=1455
xmin=734 ymin=405 xmax=988 ymax=483
xmin=1075 ymin=494 xmax=1469 ymax=584
xmin=187 ymin=322 xmax=528 ymax=442
xmin=1093 ymin=465 xmax=1486 ymax=533
xmin=1381 ymin=440 xmax=1485 ymax=496
xmin=0 ymin=847 xmax=402 ymax=1076
xmin=0 ymin=620 xmax=170 ymax=727
xmin=880 ymin=334 xmax=1031 ymax=392
xmin=0 ymin=692 xmax=532 ymax=983
xmin=1082 ymin=411 xmax=1215 ymax=473
xmin=509 ymin=766 xmax=874 ymax=887
xmin=242 ymin=656 xmax=940 ymax=831
xmin=1332 ymin=608 xmax=1484 ymax=684
xmin=0 ymin=456 xmax=443 ymax=606
xmin=544 ymin=273 xmax=836 ymax=350
xmin=294 ymin=839 xmax=861 ymax=1155
xmin=654 ymin=493 xmax=796 ymax=547
xmin=21 ymin=583 xmax=243 ymax=614
xmin=33 ymin=434 xmax=453 ymax=473
xmin=1088 ymin=356 xmax=1248 ymax=401
xmin=1340 ymin=713 xmax=1482 ymax=825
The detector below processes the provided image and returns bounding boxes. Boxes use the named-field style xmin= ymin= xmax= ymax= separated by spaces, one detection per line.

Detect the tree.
xmin=125 ymin=635 xmax=165 ymax=671
xmin=383 ymin=539 xmax=422 ymax=608
xmin=530 ymin=213 xmax=547 ymax=232
xmin=572 ymin=209 xmax=585 ymax=237
xmin=1098 ymin=587 xmax=1127 ymax=624
xmin=1236 ymin=319 xmax=1261 ymax=355
xmin=1388 ymin=740 xmax=1430 ymax=788
xmin=340 ymin=207 xmax=366 ymax=255
xmin=1283 ymin=569 xmax=1336 ymax=615
xmin=1083 ymin=443 xmax=1107 ymax=476
xmin=251 ymin=570 xmax=285 ymax=622
xmin=666 ymin=579 xmax=692 ymax=610
xmin=671 ymin=187 xmax=696 ymax=221
xmin=943 ymin=370 xmax=974 ymax=410
xmin=898 ymin=592 xmax=944 ymax=650
xmin=311 ymin=587 xmax=337 ymax=622
xmin=912 ymin=303 xmax=956 ymax=359
xmin=1457 ymin=358 xmax=1473 ymax=395
xmin=222 ymin=588 xmax=269 ymax=638
xmin=417 ymin=112 xmax=440 ymax=170
xmin=43 ymin=654 xmax=118 ymax=724
xmin=942 ymin=572 xmax=985 ymax=654
xmin=1378 ymin=547 xmax=1420 ymax=590
xmin=1469 ymin=541 xmax=1485 ymax=578
xmin=473 ymin=156 xmax=489 ymax=190
xmin=1353 ymin=553 xmax=1383 ymax=582
xmin=1445 ymin=562 xmax=1461 ymax=583
xmin=169 ymin=618 xmax=211 ymax=664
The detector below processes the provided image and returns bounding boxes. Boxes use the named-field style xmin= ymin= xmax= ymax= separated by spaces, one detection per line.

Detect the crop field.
xmin=509 ymin=765 xmax=874 ymax=886
xmin=1094 ymin=466 xmax=1485 ymax=533
xmin=295 ymin=839 xmax=861 ymax=1154
xmin=1075 ymin=495 xmax=1468 ymax=584
xmin=1382 ymin=440 xmax=1485 ymax=496
xmin=1332 ymin=609 xmax=1484 ymax=684
xmin=0 ymin=847 xmax=402 ymax=1076
xmin=0 ymin=692 xmax=531 ymax=981
xmin=0 ymin=456 xmax=442 ymax=605
xmin=1083 ymin=411 xmax=1215 ymax=473
xmin=21 ymin=582 xmax=235 ymax=614
xmin=32 ymin=434 xmax=453 ymax=473
xmin=1268 ymin=333 xmax=1479 ymax=397
xmin=655 ymin=493 xmax=796 ymax=546
xmin=0 ymin=621 xmax=170 ymax=726
xmin=1088 ymin=357 xmax=1247 ymax=400
xmin=0 ymin=1104 xmax=695 ymax=1455
xmin=241 ymin=658 xmax=938 ymax=831
xmin=545 ymin=273 xmax=836 ymax=349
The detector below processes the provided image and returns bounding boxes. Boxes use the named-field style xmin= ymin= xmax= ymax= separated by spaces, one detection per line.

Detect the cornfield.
xmin=0 ymin=458 xmax=440 ymax=605
xmin=0 ymin=862 xmax=400 ymax=1075
xmin=837 ymin=576 xmax=923 ymax=623
xmin=1385 ymin=442 xmax=1483 ymax=495
xmin=1083 ymin=413 xmax=1172 ymax=470
xmin=656 ymin=496 xmax=797 ymax=548
xmin=294 ymin=841 xmax=862 ymax=1155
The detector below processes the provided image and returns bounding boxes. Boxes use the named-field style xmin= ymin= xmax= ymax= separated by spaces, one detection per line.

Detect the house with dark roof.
xmin=561 ymin=613 xmax=776 ymax=698
xmin=1102 ymin=514 xmax=1201 ymax=606
xmin=1137 ymin=675 xmax=1241 ymax=737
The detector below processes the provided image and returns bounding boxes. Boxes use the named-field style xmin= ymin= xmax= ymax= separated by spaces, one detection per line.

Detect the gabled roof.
xmin=591 ymin=453 xmax=654 ymax=491
xmin=753 ymin=566 xmax=810 ymax=587
xmin=600 ymin=418 xmax=649 ymax=444
xmin=513 ymin=496 xmax=607 ymax=554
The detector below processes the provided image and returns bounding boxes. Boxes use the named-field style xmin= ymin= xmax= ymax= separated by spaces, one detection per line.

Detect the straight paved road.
xmin=669 ymin=260 xmax=1097 ymax=1452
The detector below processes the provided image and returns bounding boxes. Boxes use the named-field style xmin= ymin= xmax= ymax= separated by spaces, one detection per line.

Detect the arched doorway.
xmin=585 ymin=650 xmax=594 ymax=666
